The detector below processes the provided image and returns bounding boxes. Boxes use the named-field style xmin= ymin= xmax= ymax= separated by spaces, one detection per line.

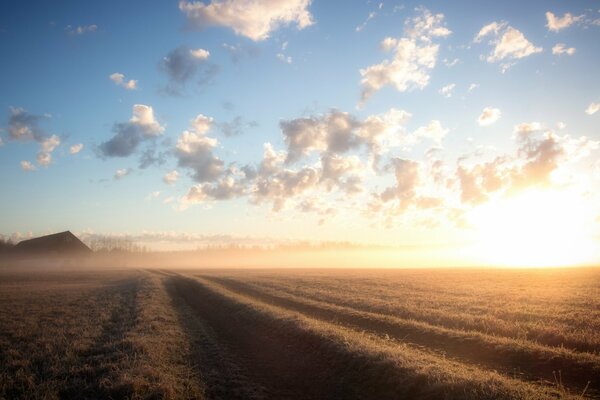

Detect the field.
xmin=0 ymin=266 xmax=599 ymax=399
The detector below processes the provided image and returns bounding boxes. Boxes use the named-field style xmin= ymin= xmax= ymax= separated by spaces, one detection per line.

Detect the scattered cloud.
xmin=69 ymin=143 xmax=84 ymax=154
xmin=160 ymin=46 xmax=219 ymax=94
xmin=443 ymin=58 xmax=459 ymax=67
xmin=7 ymin=107 xmax=62 ymax=166
xmin=218 ymin=116 xmax=259 ymax=137
xmin=20 ymin=160 xmax=36 ymax=171
xmin=109 ymin=73 xmax=138 ymax=90
xmin=552 ymin=43 xmax=576 ymax=56
xmin=189 ymin=48 xmax=210 ymax=60
xmin=99 ymin=104 xmax=165 ymax=158
xmin=114 ymin=168 xmax=131 ymax=180
xmin=175 ymin=114 xmax=224 ymax=182
xmin=468 ymin=83 xmax=480 ymax=92
xmin=474 ymin=22 xmax=542 ymax=71
xmin=66 ymin=24 xmax=97 ymax=35
xmin=276 ymin=53 xmax=292 ymax=64
xmin=439 ymin=83 xmax=456 ymax=98
xmin=179 ymin=0 xmax=314 ymax=41
xmin=359 ymin=8 xmax=451 ymax=104
xmin=586 ymin=102 xmax=600 ymax=115
xmin=8 ymin=107 xmax=47 ymax=141
xmin=37 ymin=135 xmax=61 ymax=166
xmin=164 ymin=170 xmax=180 ymax=184
xmin=356 ymin=11 xmax=377 ymax=32
xmin=545 ymin=11 xmax=583 ymax=32
xmin=478 ymin=107 xmax=501 ymax=126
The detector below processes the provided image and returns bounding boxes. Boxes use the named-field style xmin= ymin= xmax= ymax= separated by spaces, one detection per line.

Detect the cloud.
xmin=552 ymin=43 xmax=576 ymax=56
xmin=109 ymin=73 xmax=138 ymax=90
xmin=218 ymin=116 xmax=259 ymax=137
xmin=179 ymin=0 xmax=313 ymax=42
xmin=66 ymin=24 xmax=97 ymax=35
xmin=37 ymin=135 xmax=61 ymax=166
xmin=20 ymin=160 xmax=36 ymax=171
xmin=99 ymin=104 xmax=165 ymax=158
xmin=545 ymin=11 xmax=583 ymax=32
xmin=276 ymin=53 xmax=292 ymax=64
xmin=7 ymin=107 xmax=46 ymax=141
xmin=160 ymin=46 xmax=219 ymax=94
xmin=356 ymin=11 xmax=377 ymax=32
xmin=164 ymin=170 xmax=180 ymax=184
xmin=114 ymin=168 xmax=131 ymax=180
xmin=468 ymin=83 xmax=480 ymax=92
xmin=359 ymin=8 xmax=450 ymax=104
xmin=473 ymin=21 xmax=507 ymax=42
xmin=438 ymin=83 xmax=456 ymax=98
xmin=69 ymin=143 xmax=84 ymax=154
xmin=175 ymin=114 xmax=224 ymax=182
xmin=585 ymin=102 xmax=600 ymax=115
xmin=412 ymin=120 xmax=448 ymax=145
xmin=189 ymin=48 xmax=210 ymax=60
xmin=478 ymin=107 xmax=501 ymax=126
xmin=475 ymin=22 xmax=542 ymax=71
xmin=7 ymin=107 xmax=62 ymax=166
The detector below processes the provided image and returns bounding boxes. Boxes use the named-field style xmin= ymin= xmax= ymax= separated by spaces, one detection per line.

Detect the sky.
xmin=0 ymin=0 xmax=599 ymax=267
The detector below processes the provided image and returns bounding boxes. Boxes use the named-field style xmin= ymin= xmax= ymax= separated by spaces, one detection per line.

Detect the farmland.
xmin=0 ymin=266 xmax=599 ymax=399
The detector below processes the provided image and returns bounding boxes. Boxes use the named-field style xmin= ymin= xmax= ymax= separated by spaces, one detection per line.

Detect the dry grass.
xmin=0 ymin=266 xmax=598 ymax=399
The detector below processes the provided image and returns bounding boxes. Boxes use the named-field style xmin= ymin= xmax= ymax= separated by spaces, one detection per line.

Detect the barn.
xmin=14 ymin=231 xmax=92 ymax=256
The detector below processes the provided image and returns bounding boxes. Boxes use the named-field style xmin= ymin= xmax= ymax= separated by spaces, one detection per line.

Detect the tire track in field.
xmin=166 ymin=274 xmax=361 ymax=400
xmin=168 ymin=274 xmax=571 ymax=400
xmin=164 ymin=275 xmax=270 ymax=400
xmin=201 ymin=275 xmax=599 ymax=396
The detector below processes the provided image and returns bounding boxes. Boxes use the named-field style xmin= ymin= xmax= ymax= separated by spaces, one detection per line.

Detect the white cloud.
xmin=552 ymin=43 xmax=576 ymax=56
xmin=66 ymin=24 xmax=97 ymax=35
xmin=69 ymin=143 xmax=84 ymax=154
xmin=359 ymin=8 xmax=450 ymax=104
xmin=179 ymin=0 xmax=314 ymax=41
xmin=276 ymin=53 xmax=292 ymax=64
xmin=475 ymin=22 xmax=542 ymax=71
xmin=487 ymin=26 xmax=542 ymax=64
xmin=478 ymin=107 xmax=501 ymax=126
xmin=164 ymin=170 xmax=180 ymax=185
xmin=190 ymin=48 xmax=210 ymax=60
xmin=439 ymin=83 xmax=456 ymax=98
xmin=473 ymin=21 xmax=507 ymax=42
xmin=20 ymin=160 xmax=36 ymax=171
xmin=37 ymin=134 xmax=61 ymax=166
xmin=109 ymin=73 xmax=138 ymax=90
xmin=412 ymin=120 xmax=448 ymax=145
xmin=175 ymin=114 xmax=224 ymax=182
xmin=468 ymin=83 xmax=480 ymax=92
xmin=545 ymin=11 xmax=583 ymax=32
xmin=356 ymin=11 xmax=376 ymax=32
xmin=114 ymin=168 xmax=131 ymax=180
xmin=586 ymin=102 xmax=600 ymax=115
xmin=443 ymin=58 xmax=459 ymax=67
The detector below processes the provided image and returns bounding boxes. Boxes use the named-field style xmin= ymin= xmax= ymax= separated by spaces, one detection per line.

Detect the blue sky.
xmin=1 ymin=0 xmax=599 ymax=265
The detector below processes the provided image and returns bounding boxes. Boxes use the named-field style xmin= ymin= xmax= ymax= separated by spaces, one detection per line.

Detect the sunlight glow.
xmin=468 ymin=189 xmax=597 ymax=267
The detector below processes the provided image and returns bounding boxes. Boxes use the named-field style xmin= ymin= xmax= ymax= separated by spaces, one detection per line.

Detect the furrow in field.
xmin=225 ymin=275 xmax=600 ymax=353
xmin=171 ymin=274 xmax=571 ymax=400
xmin=200 ymin=275 xmax=600 ymax=395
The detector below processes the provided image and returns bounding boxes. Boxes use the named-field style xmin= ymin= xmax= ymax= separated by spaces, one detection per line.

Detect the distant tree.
xmin=88 ymin=236 xmax=146 ymax=253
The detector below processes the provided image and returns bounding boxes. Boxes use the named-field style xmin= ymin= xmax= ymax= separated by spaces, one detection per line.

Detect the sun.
xmin=467 ymin=189 xmax=597 ymax=267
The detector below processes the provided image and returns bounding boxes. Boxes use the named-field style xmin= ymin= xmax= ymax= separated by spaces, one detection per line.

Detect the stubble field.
xmin=0 ymin=266 xmax=598 ymax=399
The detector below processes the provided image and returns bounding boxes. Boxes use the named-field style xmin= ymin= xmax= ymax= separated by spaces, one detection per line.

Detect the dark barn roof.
xmin=14 ymin=231 xmax=92 ymax=255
